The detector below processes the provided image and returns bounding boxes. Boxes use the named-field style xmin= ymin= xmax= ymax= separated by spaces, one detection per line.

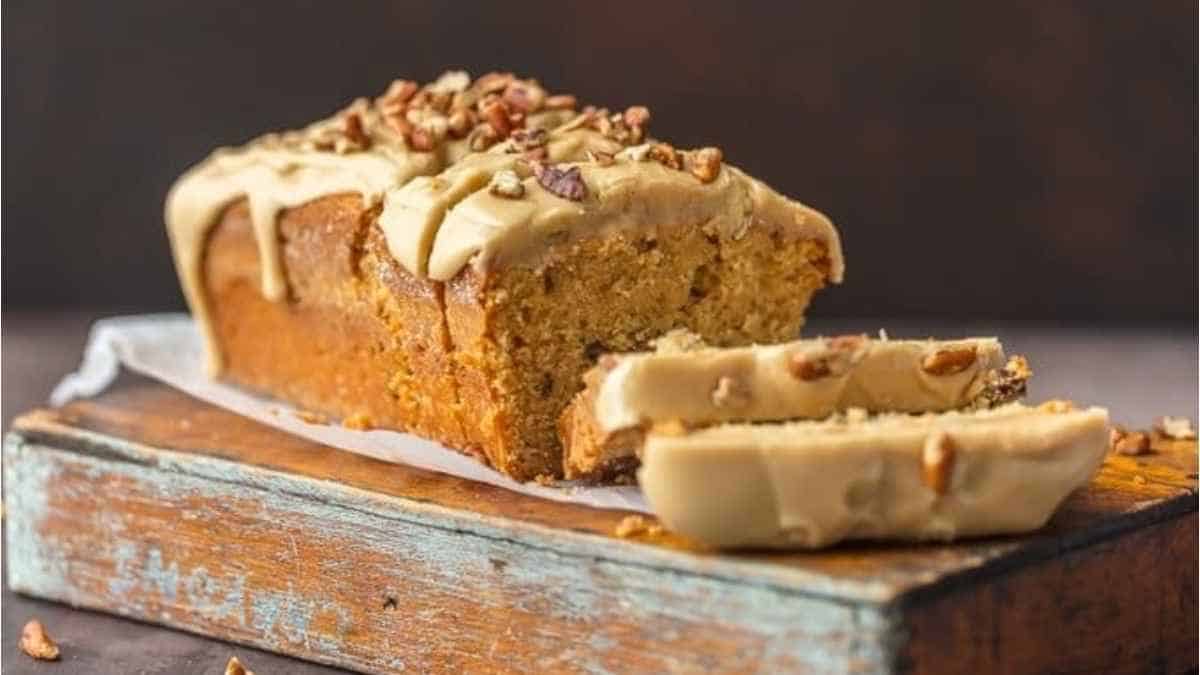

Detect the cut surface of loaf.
xmin=560 ymin=331 xmax=1032 ymax=481
xmin=167 ymin=71 xmax=844 ymax=480
xmin=639 ymin=401 xmax=1109 ymax=549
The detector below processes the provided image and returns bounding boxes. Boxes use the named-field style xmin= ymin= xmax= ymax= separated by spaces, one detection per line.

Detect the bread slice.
xmin=639 ymin=401 xmax=1108 ymax=549
xmin=560 ymin=332 xmax=1032 ymax=480
xmin=165 ymin=72 xmax=843 ymax=480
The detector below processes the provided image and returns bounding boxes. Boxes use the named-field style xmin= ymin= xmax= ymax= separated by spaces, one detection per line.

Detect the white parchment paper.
xmin=51 ymin=314 xmax=650 ymax=512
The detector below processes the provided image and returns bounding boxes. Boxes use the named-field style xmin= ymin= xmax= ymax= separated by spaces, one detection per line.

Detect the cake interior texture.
xmin=206 ymin=192 xmax=833 ymax=480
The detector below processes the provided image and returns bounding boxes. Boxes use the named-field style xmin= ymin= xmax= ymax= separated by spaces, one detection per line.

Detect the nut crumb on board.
xmin=1154 ymin=416 xmax=1196 ymax=441
xmin=294 ymin=410 xmax=329 ymax=425
xmin=615 ymin=515 xmax=664 ymax=538
xmin=342 ymin=412 xmax=374 ymax=431
xmin=225 ymin=656 xmax=255 ymax=675
xmin=1110 ymin=427 xmax=1152 ymax=456
xmin=20 ymin=619 xmax=60 ymax=661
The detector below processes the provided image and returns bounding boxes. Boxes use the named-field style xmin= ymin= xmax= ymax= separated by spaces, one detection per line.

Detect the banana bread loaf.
xmin=560 ymin=332 xmax=1032 ymax=480
xmin=165 ymin=71 xmax=844 ymax=480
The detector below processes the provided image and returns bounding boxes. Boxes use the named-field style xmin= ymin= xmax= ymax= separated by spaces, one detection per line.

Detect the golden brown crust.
xmin=204 ymin=193 xmax=834 ymax=481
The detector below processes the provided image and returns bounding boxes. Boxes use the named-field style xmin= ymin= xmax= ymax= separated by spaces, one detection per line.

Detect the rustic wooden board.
xmin=4 ymin=382 xmax=1197 ymax=674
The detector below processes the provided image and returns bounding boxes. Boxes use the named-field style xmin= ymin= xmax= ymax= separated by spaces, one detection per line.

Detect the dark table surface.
xmin=3 ymin=310 xmax=1197 ymax=674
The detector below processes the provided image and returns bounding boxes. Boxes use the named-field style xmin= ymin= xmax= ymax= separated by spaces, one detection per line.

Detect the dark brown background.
xmin=3 ymin=1 xmax=1196 ymax=319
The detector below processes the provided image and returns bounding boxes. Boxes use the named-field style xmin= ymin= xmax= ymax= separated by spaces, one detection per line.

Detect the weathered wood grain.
xmin=4 ymin=383 xmax=1197 ymax=674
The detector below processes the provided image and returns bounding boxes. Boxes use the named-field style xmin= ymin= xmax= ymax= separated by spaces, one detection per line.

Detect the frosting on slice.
xmin=595 ymin=335 xmax=1011 ymax=433
xmin=639 ymin=402 xmax=1109 ymax=549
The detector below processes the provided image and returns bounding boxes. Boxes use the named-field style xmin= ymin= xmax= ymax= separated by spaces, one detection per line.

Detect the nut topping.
xmin=1154 ymin=416 xmax=1196 ymax=440
xmin=225 ymin=655 xmax=256 ymax=675
xmin=788 ymin=353 xmax=832 ymax=381
xmin=710 ymin=376 xmax=751 ymax=408
xmin=648 ymin=142 xmax=683 ymax=170
xmin=510 ymin=127 xmax=549 ymax=152
xmin=544 ymin=94 xmax=578 ymax=110
xmin=1110 ymin=427 xmax=1152 ymax=456
xmin=534 ymin=163 xmax=588 ymax=201
xmin=481 ymin=99 xmax=513 ymax=138
xmin=19 ymin=619 xmax=60 ymax=661
xmin=587 ymin=149 xmax=616 ymax=167
xmin=689 ymin=146 xmax=724 ymax=183
xmin=921 ymin=431 xmax=956 ymax=495
xmin=488 ymin=170 xmax=526 ymax=199
xmin=623 ymin=105 xmax=651 ymax=129
xmin=921 ymin=346 xmax=977 ymax=376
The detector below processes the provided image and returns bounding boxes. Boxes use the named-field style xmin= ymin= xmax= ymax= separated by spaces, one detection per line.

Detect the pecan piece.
xmin=921 ymin=346 xmax=977 ymax=376
xmin=788 ymin=353 xmax=832 ymax=381
xmin=534 ymin=163 xmax=588 ymax=201
xmin=446 ymin=108 xmax=475 ymax=138
xmin=481 ymin=99 xmax=513 ymax=138
xmin=20 ymin=619 xmax=60 ymax=661
xmin=689 ymin=146 xmax=724 ymax=183
xmin=648 ymin=142 xmax=683 ymax=170
xmin=1154 ymin=416 xmax=1196 ymax=440
xmin=587 ymin=149 xmax=616 ymax=167
xmin=510 ymin=127 xmax=549 ymax=152
xmin=1110 ymin=427 xmax=1152 ymax=456
xmin=623 ymin=105 xmax=651 ymax=129
xmin=225 ymin=655 xmax=255 ymax=675
xmin=921 ymin=431 xmax=956 ymax=495
xmin=544 ymin=94 xmax=578 ymax=110
xmin=488 ymin=170 xmax=525 ymax=199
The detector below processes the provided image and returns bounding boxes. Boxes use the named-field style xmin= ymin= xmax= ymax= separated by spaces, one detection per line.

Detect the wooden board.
xmin=3 ymin=382 xmax=1197 ymax=674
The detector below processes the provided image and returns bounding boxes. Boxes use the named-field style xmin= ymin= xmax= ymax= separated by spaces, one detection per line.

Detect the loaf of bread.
xmin=639 ymin=401 xmax=1109 ymax=549
xmin=560 ymin=331 xmax=1032 ymax=480
xmin=165 ymin=72 xmax=844 ymax=481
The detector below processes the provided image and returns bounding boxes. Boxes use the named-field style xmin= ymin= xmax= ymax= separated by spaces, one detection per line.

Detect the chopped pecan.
xmin=447 ymin=108 xmax=474 ymax=138
xmin=407 ymin=127 xmax=437 ymax=152
xmin=921 ymin=346 xmax=977 ymax=376
xmin=711 ymin=376 xmax=751 ymax=408
xmin=648 ymin=143 xmax=683 ymax=170
xmin=1110 ymin=427 xmax=1152 ymax=456
xmin=19 ymin=619 xmax=60 ymax=661
xmin=510 ymin=127 xmax=549 ymax=152
xmin=482 ymin=100 xmax=513 ymax=138
xmin=788 ymin=353 xmax=832 ymax=381
xmin=615 ymin=514 xmax=664 ymax=538
xmin=503 ymin=81 xmax=546 ymax=113
xmin=544 ymin=94 xmax=578 ymax=110
xmin=469 ymin=123 xmax=502 ymax=151
xmin=534 ymin=163 xmax=588 ymax=201
xmin=488 ymin=170 xmax=526 ymax=199
xmin=1154 ymin=416 xmax=1196 ymax=440
xmin=970 ymin=355 xmax=1032 ymax=409
xmin=689 ymin=146 xmax=724 ymax=183
xmin=623 ymin=105 xmax=651 ymax=129
xmin=558 ymin=109 xmax=597 ymax=133
xmin=225 ymin=655 xmax=255 ymax=675
xmin=475 ymin=71 xmax=515 ymax=94
xmin=380 ymin=79 xmax=418 ymax=105
xmin=921 ymin=432 xmax=956 ymax=495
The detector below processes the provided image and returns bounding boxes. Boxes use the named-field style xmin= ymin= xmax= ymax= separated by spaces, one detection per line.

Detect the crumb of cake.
xmin=921 ymin=432 xmax=956 ymax=495
xmin=530 ymin=473 xmax=557 ymax=487
xmin=19 ymin=619 xmax=60 ymax=661
xmin=225 ymin=655 xmax=255 ymax=675
xmin=920 ymin=346 xmax=977 ymax=376
xmin=689 ymin=147 xmax=724 ymax=183
xmin=1154 ymin=416 xmax=1196 ymax=440
xmin=651 ymin=328 xmax=706 ymax=353
xmin=1110 ymin=427 xmax=1152 ymax=455
xmin=711 ymin=376 xmax=751 ymax=408
xmin=1038 ymin=399 xmax=1076 ymax=414
xmin=489 ymin=170 xmax=525 ymax=199
xmin=788 ymin=353 xmax=832 ymax=381
xmin=533 ymin=163 xmax=587 ymax=201
xmin=294 ymin=410 xmax=328 ymax=425
xmin=1132 ymin=475 xmax=1148 ymax=485
xmin=615 ymin=514 xmax=664 ymax=538
xmin=343 ymin=413 xmax=374 ymax=431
